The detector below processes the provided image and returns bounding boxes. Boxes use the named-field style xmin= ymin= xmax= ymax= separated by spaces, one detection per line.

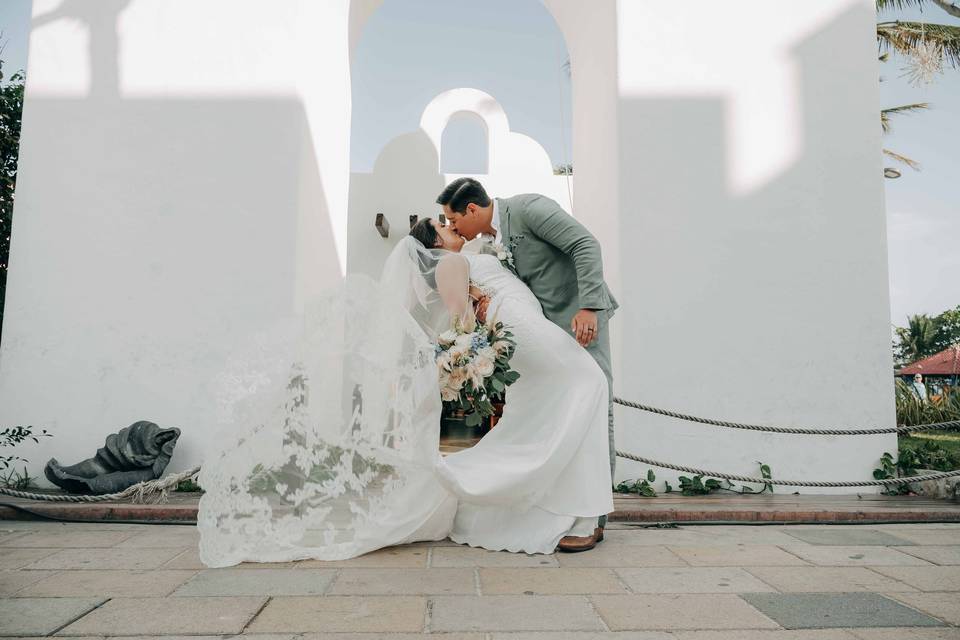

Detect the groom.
xmin=437 ymin=177 xmax=618 ymax=552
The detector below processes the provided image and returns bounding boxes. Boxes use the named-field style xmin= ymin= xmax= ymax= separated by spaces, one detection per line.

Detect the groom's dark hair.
xmin=436 ymin=177 xmax=491 ymax=214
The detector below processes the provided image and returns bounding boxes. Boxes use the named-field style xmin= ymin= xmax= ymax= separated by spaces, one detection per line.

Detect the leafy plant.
xmin=738 ymin=462 xmax=774 ymax=494
xmin=677 ymin=474 xmax=723 ymax=495
xmin=899 ymin=432 xmax=960 ymax=471
xmin=0 ymin=54 xmax=25 ymax=346
xmin=615 ymin=469 xmax=658 ymax=497
xmin=1 ymin=425 xmax=52 ymax=489
xmin=687 ymin=461 xmax=775 ymax=496
xmin=896 ymin=379 xmax=960 ymax=426
xmin=618 ymin=462 xmax=774 ymax=497
xmin=873 ymin=451 xmax=920 ymax=495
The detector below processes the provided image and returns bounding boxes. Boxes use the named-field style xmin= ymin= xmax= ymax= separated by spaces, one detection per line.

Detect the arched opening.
xmin=347 ymin=0 xmax=575 ymax=454
xmin=441 ymin=111 xmax=489 ymax=175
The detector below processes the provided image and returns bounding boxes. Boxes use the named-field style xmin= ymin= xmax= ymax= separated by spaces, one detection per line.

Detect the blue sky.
xmin=1 ymin=0 xmax=956 ymax=328
xmin=351 ymin=0 xmax=571 ymax=173
xmin=0 ymin=0 xmax=29 ymax=79
xmin=877 ymin=4 xmax=960 ymax=327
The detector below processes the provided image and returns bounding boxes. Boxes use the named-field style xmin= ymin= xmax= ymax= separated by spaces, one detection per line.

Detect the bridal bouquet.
xmin=434 ymin=317 xmax=520 ymax=427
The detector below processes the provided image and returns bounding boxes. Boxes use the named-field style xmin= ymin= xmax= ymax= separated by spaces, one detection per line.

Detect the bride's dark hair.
xmin=409 ymin=218 xmax=440 ymax=249
xmin=408 ymin=218 xmax=441 ymax=288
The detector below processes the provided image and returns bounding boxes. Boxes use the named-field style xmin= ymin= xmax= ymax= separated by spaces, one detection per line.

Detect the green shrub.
xmin=895 ymin=380 xmax=960 ymax=427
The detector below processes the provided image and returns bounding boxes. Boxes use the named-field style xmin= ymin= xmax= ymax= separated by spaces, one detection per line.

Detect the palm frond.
xmin=877 ymin=0 xmax=960 ymax=21
xmin=883 ymin=148 xmax=922 ymax=170
xmin=881 ymin=102 xmax=930 ymax=132
xmin=877 ymin=0 xmax=927 ymax=11
xmin=877 ymin=21 xmax=960 ymax=68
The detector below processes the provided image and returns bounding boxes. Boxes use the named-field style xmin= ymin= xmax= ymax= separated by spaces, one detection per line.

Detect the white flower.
xmin=438 ymin=330 xmax=457 ymax=346
xmin=474 ymin=355 xmax=495 ymax=378
xmin=436 ymin=351 xmax=452 ymax=371
xmin=454 ymin=333 xmax=474 ymax=349
xmin=491 ymin=242 xmax=514 ymax=267
xmin=440 ymin=384 xmax=460 ymax=402
xmin=448 ymin=345 xmax=469 ymax=363
xmin=448 ymin=367 xmax=468 ymax=390
xmin=478 ymin=346 xmax=497 ymax=362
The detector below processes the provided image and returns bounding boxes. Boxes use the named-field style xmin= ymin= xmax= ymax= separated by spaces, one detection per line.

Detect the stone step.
xmin=2 ymin=491 xmax=959 ymax=524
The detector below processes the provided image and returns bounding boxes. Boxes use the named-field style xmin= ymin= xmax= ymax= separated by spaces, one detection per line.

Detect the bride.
xmin=197 ymin=218 xmax=613 ymax=567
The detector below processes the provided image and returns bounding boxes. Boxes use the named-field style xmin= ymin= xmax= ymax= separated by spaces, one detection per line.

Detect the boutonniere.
xmin=494 ymin=233 xmax=524 ymax=271
xmin=506 ymin=233 xmax=525 ymax=249
xmin=490 ymin=241 xmax=515 ymax=270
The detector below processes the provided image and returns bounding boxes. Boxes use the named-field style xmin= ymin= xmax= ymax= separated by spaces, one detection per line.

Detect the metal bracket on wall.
xmin=375 ymin=213 xmax=389 ymax=238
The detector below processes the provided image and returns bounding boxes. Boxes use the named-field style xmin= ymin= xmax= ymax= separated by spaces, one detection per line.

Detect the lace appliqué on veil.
xmin=197 ymin=276 xmax=442 ymax=567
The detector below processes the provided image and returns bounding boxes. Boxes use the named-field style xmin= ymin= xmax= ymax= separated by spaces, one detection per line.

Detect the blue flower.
xmin=471 ymin=334 xmax=490 ymax=351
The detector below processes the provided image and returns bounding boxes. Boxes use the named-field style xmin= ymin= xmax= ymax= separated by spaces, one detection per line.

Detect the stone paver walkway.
xmin=0 ymin=520 xmax=958 ymax=638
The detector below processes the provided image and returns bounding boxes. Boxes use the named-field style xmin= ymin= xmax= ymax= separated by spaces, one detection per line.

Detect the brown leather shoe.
xmin=556 ymin=527 xmax=604 ymax=553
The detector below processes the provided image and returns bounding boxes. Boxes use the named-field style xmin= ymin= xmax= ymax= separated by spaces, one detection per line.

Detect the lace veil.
xmin=197 ymin=237 xmax=469 ymax=567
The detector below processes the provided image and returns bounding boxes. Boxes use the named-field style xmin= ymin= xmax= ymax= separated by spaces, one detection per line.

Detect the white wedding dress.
xmin=197 ymin=238 xmax=612 ymax=567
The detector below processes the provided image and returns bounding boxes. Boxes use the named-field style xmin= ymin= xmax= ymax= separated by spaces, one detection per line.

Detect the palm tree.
xmin=895 ymin=314 xmax=940 ymax=364
xmin=880 ymin=99 xmax=928 ymax=170
xmin=875 ymin=0 xmax=960 ymax=175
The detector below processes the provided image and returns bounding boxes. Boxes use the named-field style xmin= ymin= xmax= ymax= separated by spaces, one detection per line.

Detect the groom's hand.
xmin=572 ymin=309 xmax=598 ymax=347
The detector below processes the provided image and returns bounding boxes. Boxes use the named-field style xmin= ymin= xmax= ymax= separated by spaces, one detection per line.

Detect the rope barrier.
xmin=0 ymin=466 xmax=200 ymax=503
xmin=5 ymin=398 xmax=960 ymax=502
xmin=615 ymin=450 xmax=960 ymax=487
xmin=613 ymin=397 xmax=960 ymax=435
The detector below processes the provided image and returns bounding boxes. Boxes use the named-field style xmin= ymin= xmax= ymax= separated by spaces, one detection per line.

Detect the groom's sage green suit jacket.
xmin=494 ymin=194 xmax=618 ymax=491
xmin=496 ymin=194 xmax=618 ymax=332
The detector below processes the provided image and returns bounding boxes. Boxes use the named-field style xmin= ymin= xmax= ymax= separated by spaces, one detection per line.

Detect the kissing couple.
xmin=197 ymin=177 xmax=619 ymax=566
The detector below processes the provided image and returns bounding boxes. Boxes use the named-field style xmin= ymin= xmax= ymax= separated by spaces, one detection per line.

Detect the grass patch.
xmin=901 ymin=429 xmax=960 ymax=452
xmin=898 ymin=429 xmax=960 ymax=472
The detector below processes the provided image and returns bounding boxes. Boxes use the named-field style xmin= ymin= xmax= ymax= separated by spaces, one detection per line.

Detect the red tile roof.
xmin=899 ymin=345 xmax=960 ymax=376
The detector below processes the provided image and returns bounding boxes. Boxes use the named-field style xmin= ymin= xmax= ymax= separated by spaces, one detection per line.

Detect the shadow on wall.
xmin=31 ymin=0 xmax=131 ymax=99
xmin=347 ymin=130 xmax=446 ymax=278
xmin=0 ymin=2 xmax=343 ymax=477
xmin=616 ymin=3 xmax=892 ymax=484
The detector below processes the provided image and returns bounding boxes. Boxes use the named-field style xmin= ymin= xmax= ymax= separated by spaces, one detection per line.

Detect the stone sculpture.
xmin=44 ymin=421 xmax=180 ymax=494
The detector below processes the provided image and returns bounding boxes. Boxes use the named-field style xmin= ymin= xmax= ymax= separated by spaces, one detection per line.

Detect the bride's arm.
xmin=435 ymin=254 xmax=476 ymax=328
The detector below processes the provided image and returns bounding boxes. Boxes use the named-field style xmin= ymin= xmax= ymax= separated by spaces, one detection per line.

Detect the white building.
xmin=0 ymin=0 xmax=894 ymax=492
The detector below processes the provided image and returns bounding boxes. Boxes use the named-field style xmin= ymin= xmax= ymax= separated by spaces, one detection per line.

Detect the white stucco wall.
xmin=612 ymin=0 xmax=895 ymax=493
xmin=0 ymin=0 xmax=892 ymax=493
xmin=0 ymin=0 xmax=354 ymax=480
